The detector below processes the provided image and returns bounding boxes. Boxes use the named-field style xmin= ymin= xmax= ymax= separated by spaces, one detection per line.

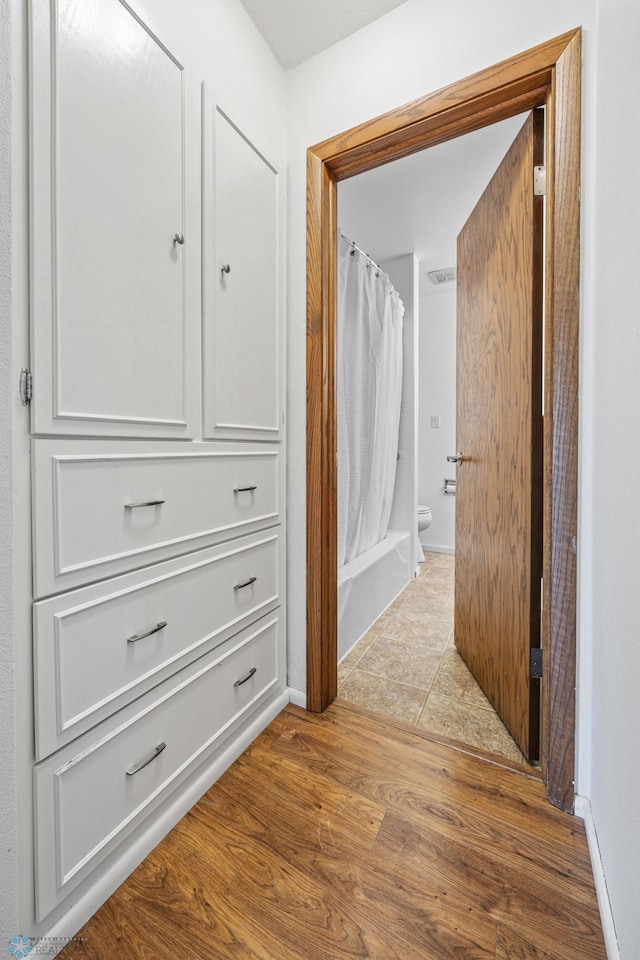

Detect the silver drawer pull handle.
xmin=124 ymin=499 xmax=165 ymax=509
xmin=173 ymin=232 xmax=184 ymax=245
xmin=234 ymin=577 xmax=257 ymax=591
xmin=126 ymin=742 xmax=166 ymax=776
xmin=127 ymin=621 xmax=168 ymax=644
xmin=233 ymin=485 xmax=257 ymax=494
xmin=234 ymin=667 xmax=257 ymax=687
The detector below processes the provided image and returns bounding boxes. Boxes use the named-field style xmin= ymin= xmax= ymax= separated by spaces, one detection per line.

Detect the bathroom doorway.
xmin=334 ymin=114 xmax=537 ymax=770
xmin=306 ymin=30 xmax=581 ymax=811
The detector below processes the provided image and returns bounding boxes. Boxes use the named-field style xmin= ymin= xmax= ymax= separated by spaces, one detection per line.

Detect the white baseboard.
xmin=574 ymin=795 xmax=621 ymax=960
xmin=287 ymin=687 xmax=307 ymax=709
xmin=420 ymin=544 xmax=455 ymax=555
xmin=38 ymin=691 xmax=290 ymax=954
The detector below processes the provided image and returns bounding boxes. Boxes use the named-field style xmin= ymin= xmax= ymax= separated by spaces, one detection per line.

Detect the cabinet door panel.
xmin=30 ymin=0 xmax=198 ymax=436
xmin=203 ymin=98 xmax=281 ymax=440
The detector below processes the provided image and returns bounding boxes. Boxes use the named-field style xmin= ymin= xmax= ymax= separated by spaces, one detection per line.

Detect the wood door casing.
xmin=306 ymin=30 xmax=581 ymax=812
xmin=455 ymin=110 xmax=544 ymax=761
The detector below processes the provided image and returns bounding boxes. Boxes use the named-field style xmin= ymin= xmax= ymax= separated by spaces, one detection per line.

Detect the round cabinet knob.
xmin=173 ymin=232 xmax=185 ymax=245
xmin=221 ymin=262 xmax=231 ymax=274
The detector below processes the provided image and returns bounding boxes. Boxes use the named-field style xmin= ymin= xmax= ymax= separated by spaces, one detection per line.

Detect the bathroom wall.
xmin=379 ymin=253 xmax=421 ymax=572
xmin=418 ymin=285 xmax=456 ymax=553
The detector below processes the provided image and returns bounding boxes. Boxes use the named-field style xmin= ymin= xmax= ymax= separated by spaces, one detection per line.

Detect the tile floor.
xmin=338 ymin=551 xmax=531 ymax=769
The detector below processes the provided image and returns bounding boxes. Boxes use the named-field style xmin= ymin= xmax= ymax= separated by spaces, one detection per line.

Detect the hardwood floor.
xmin=60 ymin=702 xmax=606 ymax=960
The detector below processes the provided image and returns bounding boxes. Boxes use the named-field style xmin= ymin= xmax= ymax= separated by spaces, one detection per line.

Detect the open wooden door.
xmin=455 ymin=109 xmax=544 ymax=762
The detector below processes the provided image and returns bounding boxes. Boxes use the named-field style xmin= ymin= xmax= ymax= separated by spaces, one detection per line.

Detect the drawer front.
xmin=34 ymin=531 xmax=280 ymax=760
xmin=33 ymin=440 xmax=279 ymax=596
xmin=34 ymin=615 xmax=280 ymax=921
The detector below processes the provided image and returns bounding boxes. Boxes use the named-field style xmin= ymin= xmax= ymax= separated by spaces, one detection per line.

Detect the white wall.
xmin=284 ymin=0 xmax=638 ymax=954
xmin=418 ymin=288 xmax=456 ymax=553
xmin=587 ymin=1 xmax=640 ymax=956
xmin=0 ymin=0 xmax=286 ymax=942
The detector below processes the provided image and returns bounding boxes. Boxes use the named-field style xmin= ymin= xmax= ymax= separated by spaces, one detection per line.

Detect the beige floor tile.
xmin=422 ymin=551 xmax=455 ymax=569
xmin=401 ymin=592 xmax=454 ymax=622
xmin=337 ymin=659 xmax=354 ymax=687
xmin=417 ymin=693 xmax=528 ymax=768
xmin=339 ymin=627 xmax=380 ymax=670
xmin=355 ymin=635 xmax=443 ymax=690
xmin=431 ymin=647 xmax=491 ymax=709
xmin=338 ymin=670 xmax=427 ymax=725
xmin=386 ymin=595 xmax=407 ymax=613
xmin=340 ymin=552 xmax=528 ymax=770
xmin=381 ymin=611 xmax=452 ymax=651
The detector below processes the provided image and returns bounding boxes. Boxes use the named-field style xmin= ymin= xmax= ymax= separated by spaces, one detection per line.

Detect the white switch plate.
xmin=431 ymin=415 xmax=440 ymax=429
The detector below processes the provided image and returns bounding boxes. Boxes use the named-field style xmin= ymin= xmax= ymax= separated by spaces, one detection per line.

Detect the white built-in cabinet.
xmin=202 ymin=95 xmax=281 ymax=441
xmin=27 ymin=0 xmax=285 ymax=933
xmin=30 ymin=0 xmax=200 ymax=438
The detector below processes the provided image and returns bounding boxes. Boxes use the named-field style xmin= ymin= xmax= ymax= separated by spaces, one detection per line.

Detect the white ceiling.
xmin=338 ymin=114 xmax=528 ymax=296
xmin=239 ymin=0 xmax=410 ymax=69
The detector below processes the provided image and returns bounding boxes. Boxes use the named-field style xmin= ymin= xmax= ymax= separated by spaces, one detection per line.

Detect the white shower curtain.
xmin=338 ymin=236 xmax=404 ymax=568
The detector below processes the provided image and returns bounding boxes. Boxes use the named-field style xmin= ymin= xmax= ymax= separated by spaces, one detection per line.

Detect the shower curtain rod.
xmin=339 ymin=232 xmax=384 ymax=276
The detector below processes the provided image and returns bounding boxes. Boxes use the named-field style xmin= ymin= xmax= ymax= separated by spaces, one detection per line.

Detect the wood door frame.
xmin=306 ymin=29 xmax=581 ymax=812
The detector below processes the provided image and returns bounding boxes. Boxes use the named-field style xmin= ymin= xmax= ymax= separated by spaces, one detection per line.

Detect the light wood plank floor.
xmin=61 ymin=702 xmax=606 ymax=960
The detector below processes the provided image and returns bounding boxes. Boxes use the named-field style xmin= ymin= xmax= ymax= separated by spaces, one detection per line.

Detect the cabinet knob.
xmin=221 ymin=262 xmax=231 ymax=274
xmin=173 ymin=232 xmax=185 ymax=245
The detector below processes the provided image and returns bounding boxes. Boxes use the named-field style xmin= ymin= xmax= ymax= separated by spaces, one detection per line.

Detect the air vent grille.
xmin=427 ymin=267 xmax=456 ymax=285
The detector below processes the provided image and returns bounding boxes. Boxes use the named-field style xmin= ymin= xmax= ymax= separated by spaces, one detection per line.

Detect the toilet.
xmin=416 ymin=505 xmax=432 ymax=565
xmin=417 ymin=505 xmax=432 ymax=534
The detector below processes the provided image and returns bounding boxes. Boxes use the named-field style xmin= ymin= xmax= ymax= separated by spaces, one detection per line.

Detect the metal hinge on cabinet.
xmin=19 ymin=368 xmax=32 ymax=405
xmin=534 ymin=165 xmax=546 ymax=196
xmin=531 ymin=648 xmax=543 ymax=680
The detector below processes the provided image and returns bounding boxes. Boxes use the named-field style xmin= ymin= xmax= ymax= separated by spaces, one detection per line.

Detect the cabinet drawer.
xmin=32 ymin=440 xmax=280 ymax=596
xmin=33 ymin=531 xmax=280 ymax=760
xmin=34 ymin=614 xmax=280 ymax=921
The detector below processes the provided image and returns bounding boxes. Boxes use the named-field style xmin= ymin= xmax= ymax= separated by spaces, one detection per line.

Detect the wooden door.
xmin=455 ymin=110 xmax=544 ymax=762
xmin=202 ymin=97 xmax=281 ymax=441
xmin=30 ymin=0 xmax=198 ymax=437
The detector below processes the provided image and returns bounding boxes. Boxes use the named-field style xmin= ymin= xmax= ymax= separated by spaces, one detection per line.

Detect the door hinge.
xmin=19 ymin=368 xmax=32 ymax=405
xmin=531 ymin=647 xmax=543 ymax=680
xmin=534 ymin=165 xmax=546 ymax=196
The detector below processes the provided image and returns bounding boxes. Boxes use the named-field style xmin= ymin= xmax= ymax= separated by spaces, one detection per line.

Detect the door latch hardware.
xmin=534 ymin=165 xmax=546 ymax=196
xmin=531 ymin=648 xmax=543 ymax=680
xmin=19 ymin=368 xmax=32 ymax=405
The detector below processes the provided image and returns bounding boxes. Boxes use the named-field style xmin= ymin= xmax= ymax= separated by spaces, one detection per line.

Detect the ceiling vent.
xmin=427 ymin=267 xmax=456 ymax=285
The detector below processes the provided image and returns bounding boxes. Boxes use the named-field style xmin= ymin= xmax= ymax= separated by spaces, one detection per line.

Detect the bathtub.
xmin=338 ymin=529 xmax=413 ymax=662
